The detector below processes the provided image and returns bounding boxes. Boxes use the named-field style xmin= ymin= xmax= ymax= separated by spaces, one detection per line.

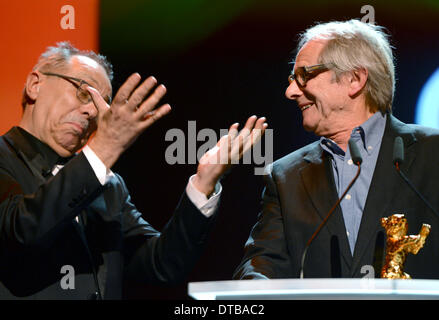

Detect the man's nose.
xmin=285 ymin=79 xmax=303 ymax=101
xmin=80 ymin=101 xmax=98 ymax=119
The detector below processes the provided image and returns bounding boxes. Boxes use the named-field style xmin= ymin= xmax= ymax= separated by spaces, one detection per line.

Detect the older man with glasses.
xmin=0 ymin=42 xmax=267 ymax=299
xmin=234 ymin=19 xmax=439 ymax=280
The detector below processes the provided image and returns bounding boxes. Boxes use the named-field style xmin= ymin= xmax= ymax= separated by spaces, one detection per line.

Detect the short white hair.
xmin=22 ymin=42 xmax=113 ymax=110
xmin=296 ymin=19 xmax=395 ymax=113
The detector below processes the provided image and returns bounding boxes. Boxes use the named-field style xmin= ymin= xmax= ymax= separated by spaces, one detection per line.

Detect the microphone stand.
xmin=300 ymin=142 xmax=362 ymax=278
xmin=300 ymin=164 xmax=360 ymax=278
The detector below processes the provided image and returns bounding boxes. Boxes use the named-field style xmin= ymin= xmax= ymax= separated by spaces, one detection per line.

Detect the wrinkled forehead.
xmin=293 ymin=39 xmax=328 ymax=69
xmin=66 ymin=55 xmax=113 ymax=101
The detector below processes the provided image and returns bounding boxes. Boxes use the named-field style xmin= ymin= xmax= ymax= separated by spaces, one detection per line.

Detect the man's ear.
xmin=25 ymin=71 xmax=42 ymax=102
xmin=348 ymin=67 xmax=368 ymax=98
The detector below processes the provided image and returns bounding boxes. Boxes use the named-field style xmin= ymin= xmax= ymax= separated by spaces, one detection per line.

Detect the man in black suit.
xmin=0 ymin=42 xmax=267 ymax=299
xmin=234 ymin=20 xmax=439 ymax=279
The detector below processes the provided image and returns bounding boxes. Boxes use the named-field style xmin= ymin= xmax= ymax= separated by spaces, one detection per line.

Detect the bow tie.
xmin=42 ymin=155 xmax=74 ymax=178
xmin=56 ymin=155 xmax=75 ymax=166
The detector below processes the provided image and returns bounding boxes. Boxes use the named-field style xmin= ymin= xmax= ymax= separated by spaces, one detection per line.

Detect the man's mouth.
xmin=68 ymin=122 xmax=86 ymax=135
xmin=300 ymin=104 xmax=313 ymax=111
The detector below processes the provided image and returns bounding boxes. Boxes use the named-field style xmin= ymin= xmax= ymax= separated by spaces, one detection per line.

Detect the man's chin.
xmin=54 ymin=135 xmax=87 ymax=156
xmin=302 ymin=121 xmax=317 ymax=134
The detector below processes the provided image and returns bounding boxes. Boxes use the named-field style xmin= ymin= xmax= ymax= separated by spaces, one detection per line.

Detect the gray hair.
xmin=295 ymin=19 xmax=395 ymax=113
xmin=22 ymin=41 xmax=113 ymax=109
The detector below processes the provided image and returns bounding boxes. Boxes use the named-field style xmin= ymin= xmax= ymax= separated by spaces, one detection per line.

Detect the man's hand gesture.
xmin=193 ymin=116 xmax=268 ymax=196
xmin=87 ymin=73 xmax=171 ymax=168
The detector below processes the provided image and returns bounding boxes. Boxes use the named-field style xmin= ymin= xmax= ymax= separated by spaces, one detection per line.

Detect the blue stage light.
xmin=415 ymin=68 xmax=439 ymax=129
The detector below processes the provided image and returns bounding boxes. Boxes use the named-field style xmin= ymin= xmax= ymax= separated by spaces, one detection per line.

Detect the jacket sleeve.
xmin=0 ymin=153 xmax=103 ymax=255
xmin=233 ymin=164 xmax=294 ymax=279
xmin=118 ymin=175 xmax=218 ymax=285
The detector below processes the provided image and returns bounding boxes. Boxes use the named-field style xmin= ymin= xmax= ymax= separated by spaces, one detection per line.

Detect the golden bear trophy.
xmin=380 ymin=214 xmax=430 ymax=279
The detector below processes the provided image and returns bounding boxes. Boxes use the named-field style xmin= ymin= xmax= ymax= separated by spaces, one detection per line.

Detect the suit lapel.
xmin=351 ymin=115 xmax=417 ymax=273
xmin=299 ymin=143 xmax=353 ymax=269
xmin=3 ymin=128 xmax=51 ymax=185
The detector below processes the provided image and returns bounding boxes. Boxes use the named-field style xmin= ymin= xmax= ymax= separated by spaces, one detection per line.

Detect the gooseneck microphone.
xmin=393 ymin=136 xmax=439 ymax=221
xmin=299 ymin=138 xmax=363 ymax=278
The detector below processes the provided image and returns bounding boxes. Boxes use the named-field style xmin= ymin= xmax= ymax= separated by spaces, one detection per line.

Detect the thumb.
xmin=86 ymin=86 xmax=110 ymax=115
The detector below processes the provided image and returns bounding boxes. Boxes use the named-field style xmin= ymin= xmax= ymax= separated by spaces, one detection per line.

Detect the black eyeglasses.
xmin=41 ymin=72 xmax=96 ymax=104
xmin=288 ymin=63 xmax=334 ymax=87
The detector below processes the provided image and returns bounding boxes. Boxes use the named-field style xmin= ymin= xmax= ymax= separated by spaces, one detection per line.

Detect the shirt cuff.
xmin=186 ymin=174 xmax=222 ymax=218
xmin=82 ymin=145 xmax=115 ymax=185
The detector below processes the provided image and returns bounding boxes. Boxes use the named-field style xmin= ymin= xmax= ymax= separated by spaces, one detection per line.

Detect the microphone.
xmin=299 ymin=138 xmax=362 ymax=278
xmin=393 ymin=136 xmax=439 ymax=221
xmin=393 ymin=136 xmax=404 ymax=169
xmin=349 ymin=138 xmax=363 ymax=165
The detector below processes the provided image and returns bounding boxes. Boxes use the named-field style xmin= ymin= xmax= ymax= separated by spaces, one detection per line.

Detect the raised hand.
xmin=87 ymin=73 xmax=171 ymax=168
xmin=192 ymin=116 xmax=268 ymax=196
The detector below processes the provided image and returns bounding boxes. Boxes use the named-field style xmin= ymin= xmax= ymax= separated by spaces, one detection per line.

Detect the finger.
xmin=227 ymin=124 xmax=240 ymax=162
xmin=245 ymin=124 xmax=266 ymax=150
xmin=218 ymin=133 xmax=232 ymax=165
xmin=136 ymin=84 xmax=167 ymax=117
xmin=240 ymin=116 xmax=266 ymax=144
xmin=230 ymin=116 xmax=257 ymax=157
xmin=254 ymin=118 xmax=268 ymax=142
xmin=205 ymin=134 xmax=231 ymax=165
xmin=241 ymin=120 xmax=268 ymax=155
xmin=243 ymin=115 xmax=258 ymax=131
xmin=229 ymin=130 xmax=245 ymax=163
xmin=245 ymin=118 xmax=267 ymax=147
xmin=235 ymin=115 xmax=257 ymax=144
xmin=213 ymin=124 xmax=237 ymax=150
xmin=246 ymin=117 xmax=267 ymax=149
xmin=86 ymin=86 xmax=110 ymax=115
xmin=228 ymin=123 xmax=239 ymax=140
xmin=112 ymin=73 xmax=143 ymax=106
xmin=253 ymin=117 xmax=267 ymax=130
xmin=231 ymin=117 xmax=267 ymax=161
xmin=230 ymin=135 xmax=244 ymax=164
xmin=139 ymin=103 xmax=172 ymax=130
xmin=127 ymin=76 xmax=159 ymax=112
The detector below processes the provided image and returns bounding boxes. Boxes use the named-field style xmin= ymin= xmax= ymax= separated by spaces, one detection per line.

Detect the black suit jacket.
xmin=0 ymin=127 xmax=216 ymax=299
xmin=234 ymin=115 xmax=439 ymax=279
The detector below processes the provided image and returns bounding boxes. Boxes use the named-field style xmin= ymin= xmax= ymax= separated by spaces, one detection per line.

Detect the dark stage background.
xmin=96 ymin=0 xmax=439 ymax=299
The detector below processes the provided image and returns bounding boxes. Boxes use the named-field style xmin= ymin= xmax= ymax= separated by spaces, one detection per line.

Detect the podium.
xmin=188 ymin=279 xmax=439 ymax=300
